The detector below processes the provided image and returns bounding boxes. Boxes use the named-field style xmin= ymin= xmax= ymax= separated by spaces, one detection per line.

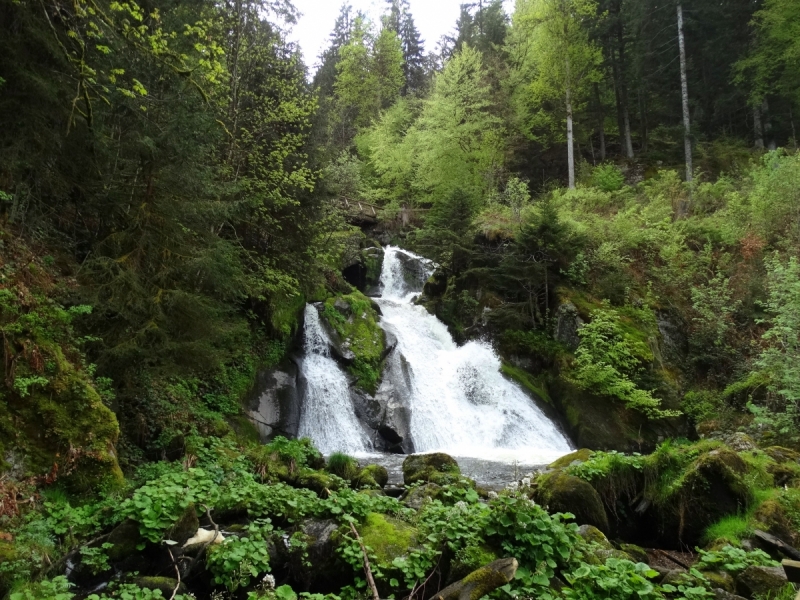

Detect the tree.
xmin=510 ymin=0 xmax=602 ymax=189
xmin=677 ymin=3 xmax=693 ymax=183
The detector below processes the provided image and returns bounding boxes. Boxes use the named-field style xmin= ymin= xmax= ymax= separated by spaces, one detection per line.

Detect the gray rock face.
xmin=657 ymin=310 xmax=687 ymax=366
xmin=395 ymin=251 xmax=429 ymax=291
xmin=247 ymin=361 xmax=301 ymax=441
xmin=555 ymin=302 xmax=584 ymax=351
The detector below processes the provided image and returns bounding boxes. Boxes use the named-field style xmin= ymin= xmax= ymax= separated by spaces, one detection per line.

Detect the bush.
xmin=591 ymin=164 xmax=625 ymax=192
xmin=327 ymin=452 xmax=360 ymax=480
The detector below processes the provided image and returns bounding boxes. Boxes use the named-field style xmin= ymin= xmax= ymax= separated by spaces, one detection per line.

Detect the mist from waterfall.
xmin=377 ymin=246 xmax=573 ymax=463
xmin=296 ymin=305 xmax=370 ymax=454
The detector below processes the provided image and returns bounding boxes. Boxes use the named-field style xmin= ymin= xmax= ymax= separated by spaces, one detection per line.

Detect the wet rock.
xmin=555 ymin=302 xmax=584 ymax=351
xmin=403 ymin=453 xmax=461 ymax=485
xmin=247 ymin=361 xmax=301 ymax=441
xmin=735 ymin=565 xmax=788 ymax=598
xmin=535 ymin=472 xmax=610 ymax=533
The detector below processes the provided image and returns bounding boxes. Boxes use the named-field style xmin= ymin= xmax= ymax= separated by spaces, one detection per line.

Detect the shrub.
xmin=327 ymin=452 xmax=359 ymax=480
xmin=591 ymin=164 xmax=625 ymax=192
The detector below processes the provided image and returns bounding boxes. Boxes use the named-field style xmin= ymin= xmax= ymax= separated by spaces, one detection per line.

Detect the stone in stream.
xmin=402 ymin=453 xmax=461 ymax=486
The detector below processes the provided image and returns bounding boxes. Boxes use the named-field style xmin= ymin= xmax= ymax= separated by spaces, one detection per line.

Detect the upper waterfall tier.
xmin=375 ymin=247 xmax=573 ymax=463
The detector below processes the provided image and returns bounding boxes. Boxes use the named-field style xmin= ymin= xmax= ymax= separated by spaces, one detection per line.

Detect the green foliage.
xmin=10 ymin=577 xmax=74 ymax=600
xmin=591 ymin=164 xmax=626 ymax=193
xmin=78 ymin=542 xmax=114 ymax=576
xmin=207 ymin=519 xmax=274 ymax=592
xmin=694 ymin=545 xmax=779 ymax=574
xmin=563 ymin=559 xmax=661 ymax=600
xmin=485 ymin=494 xmax=580 ymax=596
xmin=569 ymin=304 xmax=678 ymax=418
xmin=327 ymin=453 xmax=359 ymax=480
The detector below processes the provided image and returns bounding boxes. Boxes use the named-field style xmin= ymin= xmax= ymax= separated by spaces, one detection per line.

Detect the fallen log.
xmin=428 ymin=558 xmax=518 ymax=600
xmin=754 ymin=530 xmax=800 ymax=561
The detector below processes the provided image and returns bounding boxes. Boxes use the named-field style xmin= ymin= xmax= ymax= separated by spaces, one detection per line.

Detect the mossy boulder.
xmin=296 ymin=468 xmax=345 ymax=495
xmin=319 ymin=292 xmax=386 ymax=393
xmin=576 ymin=524 xmax=613 ymax=549
xmin=360 ymin=512 xmax=417 ymax=564
xmin=285 ymin=519 xmax=349 ymax=590
xmin=753 ymin=500 xmax=795 ymax=544
xmin=535 ymin=472 xmax=610 ymax=533
xmin=657 ymin=448 xmax=751 ymax=546
xmin=403 ymin=453 xmax=460 ymax=485
xmin=700 ymin=571 xmax=736 ymax=594
xmin=549 ymin=448 xmax=593 ymax=469
xmin=763 ymin=446 xmax=800 ymax=464
xmin=618 ymin=543 xmax=649 ymax=564
xmin=356 ymin=464 xmax=389 ymax=489
xmin=735 ymin=565 xmax=788 ymax=598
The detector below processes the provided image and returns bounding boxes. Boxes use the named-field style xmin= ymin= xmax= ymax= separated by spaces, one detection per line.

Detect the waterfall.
xmin=296 ymin=305 xmax=370 ymax=454
xmin=377 ymin=246 xmax=573 ymax=463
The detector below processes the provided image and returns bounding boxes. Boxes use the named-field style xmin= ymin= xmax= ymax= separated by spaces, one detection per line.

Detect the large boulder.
xmin=735 ymin=566 xmax=788 ymax=598
xmin=246 ymin=361 xmax=301 ymax=441
xmin=403 ymin=453 xmax=461 ymax=486
xmin=535 ymin=472 xmax=610 ymax=533
xmin=279 ymin=519 xmax=350 ymax=591
xmin=555 ymin=302 xmax=584 ymax=351
xmin=401 ymin=483 xmax=443 ymax=510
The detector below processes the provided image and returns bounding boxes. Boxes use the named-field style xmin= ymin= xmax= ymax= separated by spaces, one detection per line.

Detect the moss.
xmin=618 ymin=543 xmax=649 ymax=564
xmin=357 ymin=464 xmax=389 ymax=489
xmin=327 ymin=452 xmax=359 ymax=480
xmin=698 ymin=571 xmax=735 ymax=593
xmin=107 ymin=519 xmax=143 ymax=562
xmin=577 ymin=525 xmax=613 ymax=549
xmin=500 ymin=363 xmax=551 ymax=404
xmin=550 ymin=448 xmax=593 ymax=469
xmin=322 ymin=292 xmax=386 ymax=393
xmin=402 ymin=453 xmax=461 ymax=485
xmin=536 ymin=471 xmax=610 ymax=533
xmin=360 ymin=512 xmax=417 ymax=565
xmin=450 ymin=544 xmax=500 ymax=582
xmin=753 ymin=499 xmax=795 ymax=543
xmin=167 ymin=503 xmax=199 ymax=546
xmin=297 ymin=468 xmax=345 ymax=495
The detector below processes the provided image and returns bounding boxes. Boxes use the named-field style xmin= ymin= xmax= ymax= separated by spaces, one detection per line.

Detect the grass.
xmin=327 ymin=452 xmax=359 ymax=480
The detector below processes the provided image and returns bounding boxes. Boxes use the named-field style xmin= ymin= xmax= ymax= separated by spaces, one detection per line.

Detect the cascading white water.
xmin=296 ymin=305 xmax=370 ymax=454
xmin=377 ymin=246 xmax=573 ymax=463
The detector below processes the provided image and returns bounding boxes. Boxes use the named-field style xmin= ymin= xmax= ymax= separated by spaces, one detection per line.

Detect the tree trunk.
xmin=567 ymin=87 xmax=575 ymax=189
xmin=614 ymin=0 xmax=634 ymax=158
xmin=754 ymin=104 xmax=764 ymax=149
xmin=594 ymin=83 xmax=606 ymax=161
xmin=677 ymin=3 xmax=692 ymax=183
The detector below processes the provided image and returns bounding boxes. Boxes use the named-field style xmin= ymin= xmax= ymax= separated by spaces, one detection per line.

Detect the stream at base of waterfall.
xmin=297 ymin=246 xmax=573 ymax=466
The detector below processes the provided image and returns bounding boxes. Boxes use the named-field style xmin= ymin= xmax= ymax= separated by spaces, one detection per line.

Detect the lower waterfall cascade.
xmin=297 ymin=246 xmax=574 ymax=463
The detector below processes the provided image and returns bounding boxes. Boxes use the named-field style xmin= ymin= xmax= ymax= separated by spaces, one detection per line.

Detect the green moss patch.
xmin=322 ymin=292 xmax=386 ymax=393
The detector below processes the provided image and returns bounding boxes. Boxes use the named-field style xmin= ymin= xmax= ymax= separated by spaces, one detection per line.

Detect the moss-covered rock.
xmin=549 ymin=449 xmax=593 ymax=470
xmin=535 ymin=472 xmax=610 ymax=533
xmin=319 ymin=292 xmax=386 ymax=393
xmin=735 ymin=565 xmax=788 ymax=598
xmin=763 ymin=446 xmax=800 ymax=464
xmin=700 ymin=570 xmax=736 ymax=593
xmin=576 ymin=524 xmax=613 ymax=549
xmin=618 ymin=543 xmax=649 ymax=564
xmin=403 ymin=453 xmax=460 ymax=485
xmin=360 ymin=512 xmax=417 ymax=565
xmin=753 ymin=499 xmax=795 ymax=544
xmin=355 ymin=464 xmax=389 ymax=489
xmin=296 ymin=468 xmax=345 ymax=495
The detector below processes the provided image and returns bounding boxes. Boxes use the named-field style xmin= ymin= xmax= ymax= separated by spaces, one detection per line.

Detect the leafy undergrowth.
xmin=3 ymin=436 xmax=798 ymax=600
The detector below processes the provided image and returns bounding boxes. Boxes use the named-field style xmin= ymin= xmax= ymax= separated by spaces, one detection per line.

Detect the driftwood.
xmin=349 ymin=521 xmax=380 ymax=600
xmin=754 ymin=530 xmax=800 ymax=561
xmin=428 ymin=558 xmax=518 ymax=600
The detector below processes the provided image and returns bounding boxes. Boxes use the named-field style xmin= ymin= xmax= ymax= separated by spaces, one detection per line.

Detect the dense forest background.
xmin=1 ymin=0 xmax=800 ymax=596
